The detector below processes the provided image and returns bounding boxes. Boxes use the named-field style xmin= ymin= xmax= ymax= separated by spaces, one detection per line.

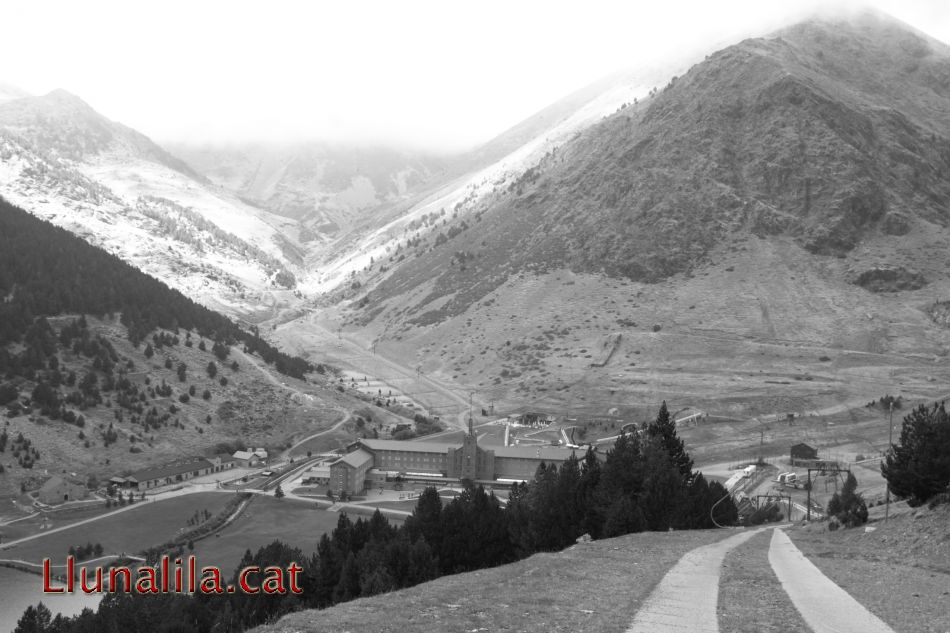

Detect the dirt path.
xmin=305 ymin=320 xmax=475 ymax=432
xmin=285 ymin=413 xmax=351 ymax=456
xmin=768 ymin=529 xmax=896 ymax=633
xmin=625 ymin=528 xmax=766 ymax=632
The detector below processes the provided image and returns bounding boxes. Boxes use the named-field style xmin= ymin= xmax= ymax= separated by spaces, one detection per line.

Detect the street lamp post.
xmin=884 ymin=402 xmax=894 ymax=523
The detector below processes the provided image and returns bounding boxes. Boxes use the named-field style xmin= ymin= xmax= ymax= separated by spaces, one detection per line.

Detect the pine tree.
xmin=274 ymin=484 xmax=285 ymax=499
xmin=882 ymin=402 xmax=950 ymax=506
xmin=405 ymin=486 xmax=442 ymax=550
xmin=646 ymin=401 xmax=694 ymax=482
xmin=333 ymin=552 xmax=361 ymax=603
xmin=577 ymin=448 xmax=603 ymax=538
xmin=599 ymin=428 xmax=643 ymax=500
xmin=639 ymin=438 xmax=687 ymax=530
xmin=13 ymin=602 xmax=52 ymax=633
xmin=554 ymin=453 xmax=582 ymax=543
xmin=602 ymin=495 xmax=646 ymax=537
xmin=526 ymin=462 xmax=562 ymax=551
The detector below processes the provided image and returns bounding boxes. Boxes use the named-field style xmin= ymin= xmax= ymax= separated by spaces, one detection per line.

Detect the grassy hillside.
xmin=253 ymin=528 xmax=733 ymax=633
xmin=250 ymin=501 xmax=950 ymax=633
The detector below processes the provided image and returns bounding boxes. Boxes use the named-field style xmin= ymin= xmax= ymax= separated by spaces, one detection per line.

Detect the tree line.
xmin=0 ymin=196 xmax=311 ymax=378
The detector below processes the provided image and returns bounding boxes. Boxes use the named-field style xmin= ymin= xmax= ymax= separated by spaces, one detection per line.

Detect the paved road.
xmin=768 ymin=529 xmax=896 ymax=633
xmin=626 ymin=526 xmax=897 ymax=633
xmin=625 ymin=528 xmax=767 ymax=633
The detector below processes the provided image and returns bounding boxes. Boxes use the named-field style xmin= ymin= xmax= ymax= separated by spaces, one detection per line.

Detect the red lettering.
xmin=288 ymin=562 xmax=304 ymax=594
xmin=261 ymin=566 xmax=286 ymax=595
xmin=42 ymin=559 xmax=64 ymax=594
xmin=109 ymin=567 xmax=132 ymax=593
xmin=238 ymin=566 xmax=260 ymax=594
xmin=161 ymin=556 xmax=169 ymax=593
xmin=80 ymin=565 xmax=103 ymax=594
xmin=199 ymin=567 xmax=225 ymax=594
xmin=136 ymin=567 xmax=160 ymax=594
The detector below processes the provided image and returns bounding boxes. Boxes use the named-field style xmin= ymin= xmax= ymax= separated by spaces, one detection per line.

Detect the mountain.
xmin=362 ymin=12 xmax=950 ymax=304
xmin=0 ymin=57 xmax=693 ymax=317
xmin=289 ymin=11 xmax=950 ymax=419
xmin=294 ymin=60 xmax=699 ymax=295
xmin=0 ymin=90 xmax=306 ymax=321
xmin=168 ymin=142 xmax=449 ymax=245
xmin=0 ymin=89 xmax=203 ymax=180
xmin=168 ymin=60 xmax=682 ymax=262
xmin=0 ymin=196 xmax=368 ymax=498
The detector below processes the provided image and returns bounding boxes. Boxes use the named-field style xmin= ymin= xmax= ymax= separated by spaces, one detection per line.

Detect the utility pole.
xmin=885 ymin=401 xmax=894 ymax=523
xmin=469 ymin=390 xmax=476 ymax=435
xmin=806 ymin=470 xmax=812 ymax=521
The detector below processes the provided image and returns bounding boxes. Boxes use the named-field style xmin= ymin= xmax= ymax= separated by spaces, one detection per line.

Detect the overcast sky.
xmin=3 ymin=0 xmax=949 ymax=152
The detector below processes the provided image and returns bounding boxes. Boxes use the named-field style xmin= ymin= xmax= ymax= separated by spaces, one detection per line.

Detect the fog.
xmin=2 ymin=0 xmax=949 ymax=153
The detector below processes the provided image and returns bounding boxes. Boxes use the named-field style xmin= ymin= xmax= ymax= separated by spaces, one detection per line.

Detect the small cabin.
xmin=790 ymin=443 xmax=818 ymax=461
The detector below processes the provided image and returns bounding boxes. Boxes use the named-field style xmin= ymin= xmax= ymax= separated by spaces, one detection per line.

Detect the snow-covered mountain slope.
xmin=301 ymin=57 xmax=698 ymax=294
xmin=0 ymin=91 xmax=307 ymax=321
xmin=169 ymin=142 xmax=448 ymax=249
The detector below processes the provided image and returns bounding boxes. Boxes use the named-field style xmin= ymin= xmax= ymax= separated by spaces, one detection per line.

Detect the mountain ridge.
xmin=0 ymin=89 xmax=206 ymax=182
xmin=352 ymin=11 xmax=950 ymax=323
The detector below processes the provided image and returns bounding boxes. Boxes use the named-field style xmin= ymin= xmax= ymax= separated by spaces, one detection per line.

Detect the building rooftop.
xmin=337 ymin=449 xmax=374 ymax=468
xmin=126 ymin=457 xmax=213 ymax=483
xmin=360 ymin=438 xmax=460 ymax=454
xmin=39 ymin=475 xmax=68 ymax=491
xmin=493 ymin=445 xmax=586 ymax=461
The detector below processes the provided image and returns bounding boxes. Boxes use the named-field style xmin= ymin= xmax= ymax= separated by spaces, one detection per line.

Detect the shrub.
xmin=826 ymin=472 xmax=868 ymax=527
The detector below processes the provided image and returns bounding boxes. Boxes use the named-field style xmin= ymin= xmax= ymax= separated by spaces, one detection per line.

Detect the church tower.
xmin=460 ymin=416 xmax=478 ymax=481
